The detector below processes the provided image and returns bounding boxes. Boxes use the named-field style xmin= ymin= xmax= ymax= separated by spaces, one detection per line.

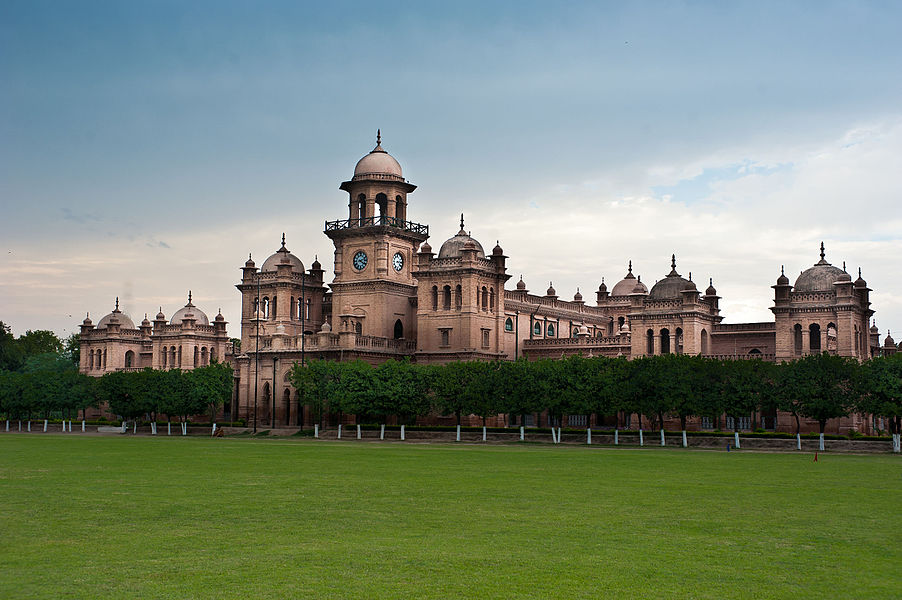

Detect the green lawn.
xmin=0 ymin=435 xmax=899 ymax=599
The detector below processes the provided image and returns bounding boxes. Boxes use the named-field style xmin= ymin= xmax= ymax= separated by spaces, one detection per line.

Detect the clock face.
xmin=392 ymin=252 xmax=404 ymax=272
xmin=352 ymin=250 xmax=368 ymax=271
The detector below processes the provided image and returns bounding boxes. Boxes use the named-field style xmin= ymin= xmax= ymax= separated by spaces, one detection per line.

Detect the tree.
xmin=858 ymin=354 xmax=902 ymax=451
xmin=289 ymin=359 xmax=343 ymax=428
xmin=97 ymin=371 xmax=139 ymax=424
xmin=16 ymin=329 xmax=63 ymax=359
xmin=186 ymin=362 xmax=233 ymax=423
xmin=787 ymin=353 xmax=859 ymax=449
xmin=61 ymin=333 xmax=81 ymax=367
xmin=0 ymin=321 xmax=25 ymax=372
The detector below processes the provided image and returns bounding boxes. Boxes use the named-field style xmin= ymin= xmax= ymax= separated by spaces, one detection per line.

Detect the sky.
xmin=1 ymin=1 xmax=901 ymax=341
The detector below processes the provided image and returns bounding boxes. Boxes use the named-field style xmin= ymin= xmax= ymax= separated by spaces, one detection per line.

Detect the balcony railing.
xmin=325 ymin=216 xmax=428 ymax=236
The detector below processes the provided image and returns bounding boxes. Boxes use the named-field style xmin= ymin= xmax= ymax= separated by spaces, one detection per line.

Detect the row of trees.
xmin=0 ymin=363 xmax=233 ymax=427
xmin=290 ymin=353 xmax=902 ymax=438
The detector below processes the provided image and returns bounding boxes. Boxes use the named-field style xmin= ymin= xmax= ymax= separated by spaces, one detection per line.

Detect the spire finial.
xmin=377 ymin=129 xmax=381 ymax=145
xmin=671 ymin=254 xmax=676 ymax=270
xmin=159 ymin=306 xmax=162 ymax=313
xmin=86 ymin=311 xmax=89 ymax=319
xmin=689 ymin=272 xmax=692 ymax=281
xmin=602 ymin=276 xmax=605 ymax=284
xmin=115 ymin=297 xmax=119 ymax=310
xmin=709 ymin=277 xmax=713 ymax=285
xmin=859 ymin=267 xmax=862 ymax=278
xmin=628 ymin=260 xmax=632 ymax=275
xmin=248 ymin=252 xmax=252 ymax=261
xmin=820 ymin=241 xmax=825 ymax=261
xmin=460 ymin=213 xmax=465 ymax=230
xmin=144 ymin=313 xmax=148 ymax=319
xmin=781 ymin=265 xmax=785 ymax=276
xmin=842 ymin=260 xmax=846 ymax=272
xmin=281 ymin=233 xmax=286 ymax=249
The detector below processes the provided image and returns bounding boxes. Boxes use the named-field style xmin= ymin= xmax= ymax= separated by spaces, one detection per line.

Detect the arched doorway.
xmin=283 ymin=388 xmax=291 ymax=427
xmin=393 ymin=319 xmax=404 ymax=339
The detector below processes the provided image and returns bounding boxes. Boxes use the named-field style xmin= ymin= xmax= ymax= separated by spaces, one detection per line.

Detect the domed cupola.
xmin=648 ymin=255 xmax=693 ymax=300
xmin=854 ymin=267 xmax=868 ymax=288
xmin=516 ymin=276 xmax=527 ymax=291
xmin=352 ymin=130 xmax=404 ymax=182
xmin=82 ymin=313 xmax=93 ymax=327
xmin=836 ymin=262 xmax=852 ymax=283
xmin=96 ymin=297 xmax=136 ymax=329
xmin=611 ymin=260 xmax=644 ymax=296
xmin=793 ymin=242 xmax=846 ymax=292
xmin=170 ymin=291 xmax=210 ymax=326
xmin=598 ymin=277 xmax=608 ymax=294
xmin=492 ymin=241 xmax=504 ymax=256
xmin=705 ymin=278 xmax=718 ymax=296
xmin=141 ymin=314 xmax=151 ymax=327
xmin=573 ymin=288 xmax=583 ymax=303
xmin=438 ymin=215 xmax=486 ymax=258
xmin=546 ymin=282 xmax=557 ymax=298
xmin=776 ymin=265 xmax=790 ymax=286
xmin=885 ymin=331 xmax=896 ymax=348
xmin=870 ymin=320 xmax=879 ymax=334
xmin=261 ymin=234 xmax=305 ymax=273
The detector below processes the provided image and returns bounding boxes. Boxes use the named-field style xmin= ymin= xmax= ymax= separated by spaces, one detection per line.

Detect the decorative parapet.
xmin=324 ymin=216 xmax=428 ymax=236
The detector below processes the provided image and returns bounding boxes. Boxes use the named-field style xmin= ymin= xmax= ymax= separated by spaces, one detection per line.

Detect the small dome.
xmin=311 ymin=255 xmax=322 ymax=270
xmin=420 ymin=241 xmax=433 ymax=254
xmin=885 ymin=331 xmax=895 ymax=347
xmin=261 ymin=234 xmax=305 ymax=273
xmin=573 ymin=289 xmax=583 ymax=302
xmin=631 ymin=276 xmax=648 ymax=295
xmin=794 ymin=243 xmax=845 ymax=292
xmin=546 ymin=282 xmax=557 ymax=297
xmin=836 ymin=263 xmax=852 ymax=282
xmin=96 ymin=298 xmax=136 ymax=329
xmin=870 ymin=320 xmax=879 ymax=334
xmin=244 ymin=253 xmax=255 ymax=268
xmin=352 ymin=130 xmax=403 ymax=181
xmin=215 ymin=310 xmax=225 ymax=323
xmin=170 ymin=292 xmax=210 ymax=326
xmin=438 ymin=215 xmax=486 ymax=259
xmin=141 ymin=314 xmax=151 ymax=327
xmin=598 ymin=278 xmax=607 ymax=293
xmin=516 ymin=276 xmax=526 ymax=291
xmin=492 ymin=241 xmax=504 ymax=255
xmin=321 ymin=321 xmax=332 ymax=333
xmin=682 ymin=276 xmax=698 ymax=292
xmin=612 ymin=261 xmax=643 ymax=296
xmin=776 ymin=266 xmax=790 ymax=286
xmin=706 ymin=278 xmax=717 ymax=296
xmin=854 ymin=267 xmax=867 ymax=288
xmin=155 ymin=307 xmax=166 ymax=321
xmin=648 ymin=256 xmax=693 ymax=300
xmin=82 ymin=313 xmax=92 ymax=326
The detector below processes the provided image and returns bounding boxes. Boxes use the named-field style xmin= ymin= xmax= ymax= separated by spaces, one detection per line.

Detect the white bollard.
xmin=133 ymin=421 xmax=137 ymax=434
xmin=401 ymin=425 xmax=405 ymax=441
xmin=337 ymin=424 xmax=342 ymax=439
xmin=182 ymin=422 xmax=187 ymax=436
xmin=211 ymin=423 xmax=216 ymax=437
xmin=167 ymin=422 xmax=171 ymax=436
xmin=456 ymin=425 xmax=461 ymax=442
xmin=314 ymin=424 xmax=319 ymax=438
xmin=587 ymin=428 xmax=591 ymax=445
xmin=380 ymin=424 xmax=384 ymax=440
xmin=5 ymin=420 xmax=8 ymax=432
xmin=639 ymin=429 xmax=643 ymax=446
xmin=660 ymin=429 xmax=665 ymax=446
xmin=614 ymin=429 xmax=618 ymax=445
xmin=682 ymin=430 xmax=687 ymax=448
xmin=27 ymin=421 xmax=31 ymax=432
xmin=82 ymin=420 xmax=85 ymax=432
xmin=357 ymin=424 xmax=361 ymax=439
xmin=520 ymin=426 xmax=524 ymax=441
xmin=734 ymin=431 xmax=740 ymax=449
xmin=43 ymin=419 xmax=48 ymax=432
xmin=796 ymin=433 xmax=801 ymax=450
xmin=482 ymin=426 xmax=487 ymax=442
xmin=120 ymin=422 xmax=126 ymax=434
xmin=19 ymin=420 xmax=22 ymax=431
xmin=819 ymin=433 xmax=825 ymax=452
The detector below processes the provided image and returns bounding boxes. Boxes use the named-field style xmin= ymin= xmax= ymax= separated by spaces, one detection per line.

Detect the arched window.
xmin=534 ymin=322 xmax=541 ymax=336
xmin=283 ymin=388 xmax=291 ymax=426
xmin=660 ymin=328 xmax=671 ymax=354
xmin=572 ymin=327 xmax=579 ymax=338
xmin=505 ymin=317 xmax=513 ymax=332
xmin=194 ymin=346 xmax=199 ymax=367
xmin=161 ymin=348 xmax=167 ymax=368
xmin=481 ymin=287 xmax=488 ymax=311
xmin=393 ymin=319 xmax=404 ymax=339
xmin=431 ymin=286 xmax=438 ymax=311
xmin=170 ymin=346 xmax=177 ymax=366
xmin=290 ymin=296 xmax=295 ymax=319
xmin=675 ymin=327 xmax=683 ymax=354
xmin=177 ymin=346 xmax=182 ymax=365
xmin=490 ymin=288 xmax=495 ymax=311
xmin=395 ymin=195 xmax=404 ymax=222
xmin=376 ymin=193 xmax=388 ymax=223
xmin=211 ymin=347 xmax=217 ymax=362
xmin=201 ymin=347 xmax=208 ymax=365
xmin=748 ymin=348 xmax=762 ymax=355
xmin=305 ymin=299 xmax=310 ymax=320
xmin=271 ymin=297 xmax=277 ymax=319
xmin=547 ymin=323 xmax=555 ymax=337
xmin=701 ymin=329 xmax=708 ymax=355
xmin=102 ymin=349 xmax=107 ymax=367
xmin=647 ymin=329 xmax=654 ymax=354
xmin=443 ymin=285 xmax=452 ymax=310
xmin=455 ymin=285 xmax=462 ymax=310
xmin=809 ymin=323 xmax=821 ymax=352
xmin=618 ymin=317 xmax=625 ymax=332
xmin=354 ymin=322 xmax=362 ymax=335
xmin=125 ymin=350 xmax=134 ymax=368
xmin=356 ymin=194 xmax=366 ymax=224
xmin=441 ymin=330 xmax=449 ymax=346
xmin=794 ymin=324 xmax=803 ymax=356
xmin=827 ymin=322 xmax=837 ymax=351
xmin=262 ymin=297 xmax=270 ymax=319
xmin=253 ymin=297 xmax=259 ymax=315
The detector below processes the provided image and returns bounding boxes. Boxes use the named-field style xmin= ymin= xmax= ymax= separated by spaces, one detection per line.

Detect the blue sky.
xmin=1 ymin=1 xmax=900 ymax=339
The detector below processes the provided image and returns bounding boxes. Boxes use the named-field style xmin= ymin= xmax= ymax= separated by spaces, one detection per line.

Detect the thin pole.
xmin=253 ymin=273 xmax=260 ymax=433
xmin=271 ymin=356 xmax=277 ymax=428
xmin=301 ymin=270 xmax=306 ymax=366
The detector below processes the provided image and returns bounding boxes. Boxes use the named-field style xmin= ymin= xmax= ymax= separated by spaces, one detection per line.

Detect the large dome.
xmin=793 ymin=243 xmax=846 ymax=292
xmin=170 ymin=292 xmax=210 ymax=326
xmin=261 ymin=235 xmax=305 ymax=273
xmin=438 ymin=216 xmax=486 ymax=259
xmin=648 ymin=255 xmax=693 ymax=300
xmin=611 ymin=261 xmax=646 ymax=296
xmin=352 ymin=131 xmax=403 ymax=181
xmin=96 ymin=299 xmax=136 ymax=329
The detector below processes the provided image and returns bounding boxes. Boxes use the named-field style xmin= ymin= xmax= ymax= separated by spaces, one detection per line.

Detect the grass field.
xmin=0 ymin=435 xmax=899 ymax=599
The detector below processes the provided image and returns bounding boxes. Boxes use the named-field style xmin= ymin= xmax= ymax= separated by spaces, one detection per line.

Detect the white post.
xmin=357 ymin=424 xmax=361 ymax=439
xmin=182 ymin=422 xmax=187 ymax=436
xmin=482 ymin=426 xmax=487 ymax=442
xmin=639 ymin=429 xmax=643 ymax=446
xmin=682 ymin=430 xmax=687 ymax=448
xmin=5 ymin=420 xmax=8 ymax=432
xmin=27 ymin=421 xmax=31 ymax=432
xmin=734 ymin=431 xmax=740 ymax=449
xmin=337 ymin=424 xmax=342 ymax=439
xmin=456 ymin=424 xmax=461 ymax=442
xmin=211 ymin=423 xmax=216 ymax=436
xmin=894 ymin=433 xmax=900 ymax=453
xmin=82 ymin=420 xmax=85 ymax=432
xmin=133 ymin=421 xmax=137 ymax=434
xmin=19 ymin=420 xmax=22 ymax=431
xmin=380 ymin=424 xmax=384 ymax=440
xmin=796 ymin=433 xmax=801 ymax=450
xmin=587 ymin=428 xmax=591 ymax=445
xmin=120 ymin=422 xmax=125 ymax=434
xmin=43 ymin=419 xmax=48 ymax=432
xmin=614 ymin=429 xmax=618 ymax=445
xmin=558 ymin=427 xmax=562 ymax=443
xmin=314 ymin=424 xmax=319 ymax=438
xmin=519 ymin=426 xmax=524 ymax=441
xmin=167 ymin=422 xmax=171 ymax=436
xmin=401 ymin=424 xmax=405 ymax=441
xmin=819 ymin=433 xmax=825 ymax=451
xmin=660 ymin=429 xmax=665 ymax=446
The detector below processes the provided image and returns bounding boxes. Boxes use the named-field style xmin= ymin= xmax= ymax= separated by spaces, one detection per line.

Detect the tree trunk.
xmin=456 ymin=410 xmax=461 ymax=426
xmin=793 ymin=412 xmax=801 ymax=435
xmin=680 ymin=415 xmax=687 ymax=432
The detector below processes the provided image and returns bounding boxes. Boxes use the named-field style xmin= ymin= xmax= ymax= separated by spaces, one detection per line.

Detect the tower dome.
xmin=170 ymin=291 xmax=210 ymax=326
xmin=611 ymin=261 xmax=645 ymax=296
xmin=96 ymin=298 xmax=136 ymax=329
xmin=648 ymin=255 xmax=693 ymax=300
xmin=352 ymin=130 xmax=404 ymax=181
xmin=793 ymin=242 xmax=845 ymax=292
xmin=438 ymin=215 xmax=485 ymax=258
xmin=885 ymin=331 xmax=896 ymax=347
xmin=516 ymin=276 xmax=526 ymax=291
xmin=546 ymin=282 xmax=557 ymax=297
xmin=776 ymin=265 xmax=790 ymax=286
xmin=705 ymin=278 xmax=717 ymax=296
xmin=598 ymin=278 xmax=608 ymax=293
xmin=261 ymin=234 xmax=305 ymax=273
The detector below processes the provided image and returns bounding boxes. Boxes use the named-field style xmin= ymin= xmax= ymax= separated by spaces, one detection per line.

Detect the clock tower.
xmin=324 ymin=132 xmax=429 ymax=340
